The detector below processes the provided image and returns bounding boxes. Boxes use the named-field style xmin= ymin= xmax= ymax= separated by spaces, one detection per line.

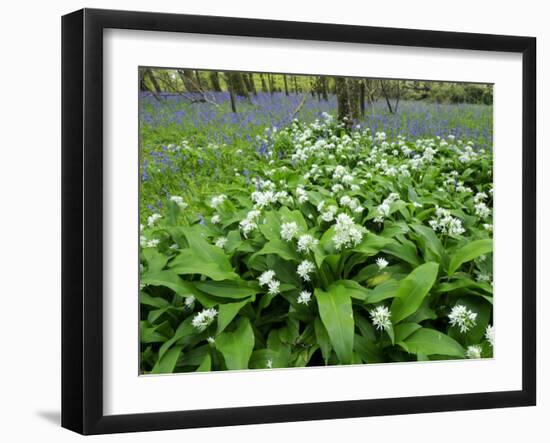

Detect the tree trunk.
xmin=335 ymin=77 xmax=361 ymax=130
xmin=260 ymin=74 xmax=268 ymax=93
xmin=247 ymin=73 xmax=257 ymax=95
xmin=179 ymin=69 xmax=200 ymax=92
xmin=208 ymin=71 xmax=222 ymax=92
xmin=268 ymin=74 xmax=274 ymax=95
xmin=145 ymin=69 xmax=162 ymax=93
xmin=293 ymin=76 xmax=299 ymax=93
xmin=360 ymin=80 xmax=366 ymax=117
xmin=224 ymin=73 xmax=238 ymax=113
xmin=194 ymin=71 xmax=203 ymax=89
xmin=283 ymin=75 xmax=289 ymax=96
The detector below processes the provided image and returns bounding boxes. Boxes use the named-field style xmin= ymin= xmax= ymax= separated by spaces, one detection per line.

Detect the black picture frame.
xmin=62 ymin=8 xmax=537 ymax=435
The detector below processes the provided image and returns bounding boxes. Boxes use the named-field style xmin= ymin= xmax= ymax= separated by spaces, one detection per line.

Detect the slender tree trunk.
xmin=268 ymin=74 xmax=274 ymax=95
xmin=247 ymin=73 xmax=257 ymax=95
xmin=260 ymin=74 xmax=268 ymax=93
xmin=145 ymin=69 xmax=162 ymax=93
xmin=208 ymin=71 xmax=222 ymax=92
xmin=194 ymin=71 xmax=203 ymax=89
xmin=321 ymin=77 xmax=328 ymax=101
xmin=335 ymin=78 xmax=361 ymax=130
xmin=360 ymin=80 xmax=366 ymax=117
xmin=283 ymin=75 xmax=289 ymax=96
xmin=179 ymin=69 xmax=200 ymax=92
xmin=224 ymin=73 xmax=238 ymax=113
xmin=293 ymin=76 xmax=299 ymax=93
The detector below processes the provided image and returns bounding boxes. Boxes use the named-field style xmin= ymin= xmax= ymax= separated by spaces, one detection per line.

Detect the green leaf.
xmin=169 ymin=228 xmax=238 ymax=281
xmin=314 ymin=317 xmax=332 ymax=364
xmin=196 ymin=353 xmax=211 ymax=372
xmin=394 ymin=322 xmax=422 ymax=342
xmin=390 ymin=262 xmax=439 ymax=323
xmin=140 ymin=291 xmax=170 ymax=309
xmin=194 ymin=280 xmax=258 ymax=300
xmin=141 ymin=270 xmax=195 ymax=296
xmin=353 ymin=233 xmax=393 ymax=256
xmin=216 ymin=317 xmax=255 ymax=370
xmin=448 ymin=239 xmax=493 ymax=276
xmin=216 ymin=298 xmax=251 ymax=334
xmin=142 ymin=248 xmax=169 ymax=273
xmin=364 ymin=279 xmax=399 ymax=304
xmin=251 ymin=239 xmax=300 ymax=262
xmin=315 ymin=286 xmax=354 ymax=364
xmin=328 ymin=280 xmax=370 ymax=301
xmin=399 ymin=328 xmax=465 ymax=357
xmin=152 ymin=345 xmax=183 ymax=374
xmin=158 ymin=317 xmax=194 ymax=359
xmin=411 ymin=224 xmax=445 ymax=261
xmin=382 ymin=240 xmax=421 ymax=267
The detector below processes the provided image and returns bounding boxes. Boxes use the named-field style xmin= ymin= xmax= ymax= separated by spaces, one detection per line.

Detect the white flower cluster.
xmin=332 ymin=213 xmax=366 ymax=250
xmin=318 ymin=201 xmax=338 ymax=222
xmin=485 ymin=325 xmax=495 ymax=347
xmin=370 ymin=305 xmax=392 ymax=331
xmin=214 ymin=236 xmax=227 ymax=249
xmin=169 ymin=195 xmax=188 ymax=209
xmin=376 ymin=257 xmax=389 ymax=270
xmin=239 ymin=209 xmax=261 ymax=237
xmin=192 ymin=308 xmax=218 ymax=331
xmin=297 ymin=260 xmax=315 ymax=281
xmin=448 ymin=304 xmax=478 ymax=333
xmin=297 ymin=234 xmax=319 ymax=253
xmin=210 ymin=194 xmax=227 ymax=209
xmin=296 ymin=186 xmax=309 ymax=204
xmin=374 ymin=192 xmax=400 ymax=223
xmin=258 ymin=270 xmax=281 ymax=295
xmin=465 ymin=345 xmax=482 ymax=359
xmin=147 ymin=213 xmax=162 ymax=227
xmin=297 ymin=290 xmax=312 ymax=305
xmin=339 ymin=195 xmax=364 ymax=214
xmin=458 ymin=144 xmax=478 ymax=163
xmin=280 ymin=221 xmax=299 ymax=241
xmin=429 ymin=206 xmax=466 ymax=236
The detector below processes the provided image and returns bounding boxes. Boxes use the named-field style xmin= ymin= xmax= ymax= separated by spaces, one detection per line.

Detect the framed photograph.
xmin=62 ymin=8 xmax=536 ymax=435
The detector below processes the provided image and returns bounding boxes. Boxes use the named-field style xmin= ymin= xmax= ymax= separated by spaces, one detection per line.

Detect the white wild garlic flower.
xmin=280 ymin=222 xmax=299 ymax=242
xmin=465 ymin=345 xmax=482 ymax=359
xmin=297 ymin=290 xmax=312 ymax=305
xmin=297 ymin=260 xmax=315 ymax=281
xmin=448 ymin=304 xmax=478 ymax=333
xmin=192 ymin=308 xmax=218 ymax=331
xmin=370 ymin=306 xmax=392 ymax=331
xmin=297 ymin=234 xmax=319 ymax=253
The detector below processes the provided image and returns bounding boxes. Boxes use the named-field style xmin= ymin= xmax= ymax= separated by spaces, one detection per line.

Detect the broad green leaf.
xmin=394 ymin=322 xmax=422 ymax=342
xmin=328 ymin=280 xmax=370 ymax=301
xmin=399 ymin=328 xmax=465 ymax=357
xmin=391 ymin=262 xmax=439 ymax=323
xmin=152 ymin=345 xmax=183 ymax=374
xmin=196 ymin=353 xmax=211 ymax=372
xmin=141 ymin=270 xmax=195 ymax=296
xmin=194 ymin=280 xmax=258 ymax=299
xmin=158 ymin=317 xmax=194 ymax=359
xmin=279 ymin=207 xmax=308 ymax=232
xmin=259 ymin=211 xmax=282 ymax=242
xmin=315 ymin=286 xmax=354 ymax=364
xmin=314 ymin=317 xmax=332 ymax=364
xmin=382 ymin=240 xmax=421 ymax=267
xmin=411 ymin=224 xmax=445 ymax=260
xmin=353 ymin=233 xmax=393 ymax=256
xmin=448 ymin=239 xmax=493 ymax=276
xmin=251 ymin=239 xmax=300 ymax=262
xmin=170 ymin=248 xmax=238 ymax=281
xmin=365 ymin=279 xmax=399 ymax=304
xmin=216 ymin=317 xmax=255 ymax=370
xmin=140 ymin=292 xmax=170 ymax=309
xmin=216 ymin=298 xmax=251 ymax=334
xmin=142 ymin=248 xmax=169 ymax=273
xmin=169 ymin=228 xmax=238 ymax=280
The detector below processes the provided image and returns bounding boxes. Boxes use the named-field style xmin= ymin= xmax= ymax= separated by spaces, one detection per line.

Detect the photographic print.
xmin=138 ymin=68 xmax=494 ymax=374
